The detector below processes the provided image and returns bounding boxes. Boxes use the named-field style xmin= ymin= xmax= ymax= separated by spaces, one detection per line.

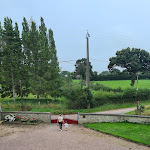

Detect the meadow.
xmin=1 ymin=79 xmax=150 ymax=114
xmin=92 ymin=79 xmax=150 ymax=89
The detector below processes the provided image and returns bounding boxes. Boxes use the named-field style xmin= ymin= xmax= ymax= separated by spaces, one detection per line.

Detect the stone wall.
xmin=1 ymin=111 xmax=51 ymax=123
xmin=79 ymin=113 xmax=150 ymax=124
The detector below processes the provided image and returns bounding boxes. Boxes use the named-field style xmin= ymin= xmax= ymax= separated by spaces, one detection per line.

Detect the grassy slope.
xmin=84 ymin=122 xmax=150 ymax=146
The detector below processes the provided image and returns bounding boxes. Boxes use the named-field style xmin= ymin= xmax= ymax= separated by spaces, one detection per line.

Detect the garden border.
xmin=0 ymin=111 xmax=51 ymax=123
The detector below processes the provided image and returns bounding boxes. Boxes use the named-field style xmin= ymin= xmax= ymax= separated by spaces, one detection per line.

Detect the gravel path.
xmin=93 ymin=107 xmax=137 ymax=114
xmin=0 ymin=123 xmax=149 ymax=150
xmin=93 ymin=105 xmax=150 ymax=114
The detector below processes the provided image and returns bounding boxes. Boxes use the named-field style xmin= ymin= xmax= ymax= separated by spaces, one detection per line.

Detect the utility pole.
xmin=86 ymin=31 xmax=90 ymax=88
xmin=86 ymin=31 xmax=91 ymax=109
xmin=136 ymin=73 xmax=139 ymax=112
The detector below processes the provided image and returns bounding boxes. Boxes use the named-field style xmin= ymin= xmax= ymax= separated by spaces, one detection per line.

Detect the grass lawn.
xmin=84 ymin=122 xmax=150 ymax=146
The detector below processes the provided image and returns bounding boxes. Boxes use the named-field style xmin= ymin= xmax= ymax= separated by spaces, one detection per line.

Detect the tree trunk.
xmin=130 ymin=74 xmax=136 ymax=86
xmin=11 ymin=72 xmax=15 ymax=102
xmin=37 ymin=94 xmax=39 ymax=101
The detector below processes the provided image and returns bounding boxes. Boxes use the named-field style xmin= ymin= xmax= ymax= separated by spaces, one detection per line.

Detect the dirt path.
xmin=93 ymin=105 xmax=150 ymax=114
xmin=93 ymin=107 xmax=137 ymax=114
xmin=0 ymin=123 xmax=149 ymax=150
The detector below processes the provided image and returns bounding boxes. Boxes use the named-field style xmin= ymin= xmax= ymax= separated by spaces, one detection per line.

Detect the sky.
xmin=1 ymin=0 xmax=150 ymax=73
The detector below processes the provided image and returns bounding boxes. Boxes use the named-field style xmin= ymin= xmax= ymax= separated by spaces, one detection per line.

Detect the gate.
xmin=51 ymin=113 xmax=78 ymax=124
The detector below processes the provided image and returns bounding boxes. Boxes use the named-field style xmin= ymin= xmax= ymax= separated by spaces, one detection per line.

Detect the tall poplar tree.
xmin=45 ymin=29 xmax=60 ymax=97
xmin=0 ymin=22 xmax=3 ymax=84
xmin=21 ymin=17 xmax=60 ymax=100
xmin=21 ymin=17 xmax=32 ymax=96
xmin=0 ymin=17 xmax=23 ymax=101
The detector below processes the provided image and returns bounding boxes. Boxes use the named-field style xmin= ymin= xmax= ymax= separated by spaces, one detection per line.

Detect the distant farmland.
xmin=92 ymin=80 xmax=150 ymax=89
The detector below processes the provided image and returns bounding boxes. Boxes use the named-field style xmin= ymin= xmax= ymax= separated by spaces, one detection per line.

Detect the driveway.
xmin=0 ymin=123 xmax=149 ymax=150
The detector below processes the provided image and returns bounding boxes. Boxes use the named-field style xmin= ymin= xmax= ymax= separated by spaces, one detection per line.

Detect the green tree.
xmin=0 ymin=22 xmax=3 ymax=84
xmin=74 ymin=58 xmax=92 ymax=86
xmin=108 ymin=47 xmax=150 ymax=86
xmin=0 ymin=17 xmax=23 ymax=101
xmin=22 ymin=17 xmax=60 ymax=99
xmin=100 ymin=71 xmax=110 ymax=76
xmin=43 ymin=29 xmax=61 ymax=97
xmin=110 ymin=68 xmax=121 ymax=75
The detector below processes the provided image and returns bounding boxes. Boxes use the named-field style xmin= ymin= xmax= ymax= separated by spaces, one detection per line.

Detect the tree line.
xmin=63 ymin=47 xmax=150 ymax=86
xmin=0 ymin=17 xmax=60 ymax=101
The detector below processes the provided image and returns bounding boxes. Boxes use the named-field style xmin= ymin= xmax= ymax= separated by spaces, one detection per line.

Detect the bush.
xmin=90 ymin=83 xmax=122 ymax=92
xmin=64 ymin=86 xmax=93 ymax=109
xmin=137 ymin=89 xmax=150 ymax=100
xmin=93 ymin=88 xmax=150 ymax=107
xmin=93 ymin=91 xmax=123 ymax=106
xmin=122 ymin=88 xmax=136 ymax=102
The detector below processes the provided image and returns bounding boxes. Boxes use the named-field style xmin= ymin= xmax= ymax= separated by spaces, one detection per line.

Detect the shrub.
xmin=122 ymin=88 xmax=136 ymax=102
xmin=137 ymin=89 xmax=150 ymax=100
xmin=65 ymin=86 xmax=93 ymax=109
xmin=93 ymin=91 xmax=123 ymax=106
xmin=93 ymin=88 xmax=150 ymax=107
xmin=90 ymin=83 xmax=123 ymax=92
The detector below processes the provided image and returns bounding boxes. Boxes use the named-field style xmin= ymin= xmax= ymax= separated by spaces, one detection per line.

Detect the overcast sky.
xmin=1 ymin=0 xmax=150 ymax=73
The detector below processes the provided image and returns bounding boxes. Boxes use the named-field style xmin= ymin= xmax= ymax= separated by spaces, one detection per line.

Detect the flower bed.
xmin=3 ymin=114 xmax=42 ymax=125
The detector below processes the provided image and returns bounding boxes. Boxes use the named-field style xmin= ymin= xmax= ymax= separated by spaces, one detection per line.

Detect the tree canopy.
xmin=108 ymin=47 xmax=150 ymax=86
xmin=74 ymin=58 xmax=93 ymax=81
xmin=0 ymin=17 xmax=60 ymax=100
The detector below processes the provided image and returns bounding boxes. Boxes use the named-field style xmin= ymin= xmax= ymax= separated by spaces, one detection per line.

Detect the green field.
xmin=84 ymin=122 xmax=150 ymax=146
xmin=73 ymin=79 xmax=150 ymax=89
xmin=92 ymin=80 xmax=150 ymax=89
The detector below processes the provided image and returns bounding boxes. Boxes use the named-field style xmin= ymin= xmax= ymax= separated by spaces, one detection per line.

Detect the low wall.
xmin=1 ymin=111 xmax=51 ymax=123
xmin=79 ymin=113 xmax=150 ymax=124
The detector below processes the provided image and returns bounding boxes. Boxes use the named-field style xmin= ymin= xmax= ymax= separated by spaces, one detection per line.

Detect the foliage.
xmin=93 ymin=88 xmax=150 ymax=106
xmin=63 ymin=84 xmax=93 ymax=109
xmin=90 ymin=83 xmax=122 ymax=92
xmin=0 ymin=17 xmax=61 ymax=101
xmin=93 ymin=90 xmax=123 ymax=106
xmin=127 ymin=106 xmax=150 ymax=116
xmin=74 ymin=58 xmax=93 ymax=86
xmin=0 ymin=17 xmax=24 ymax=101
xmin=84 ymin=122 xmax=150 ymax=146
xmin=108 ymin=47 xmax=150 ymax=86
